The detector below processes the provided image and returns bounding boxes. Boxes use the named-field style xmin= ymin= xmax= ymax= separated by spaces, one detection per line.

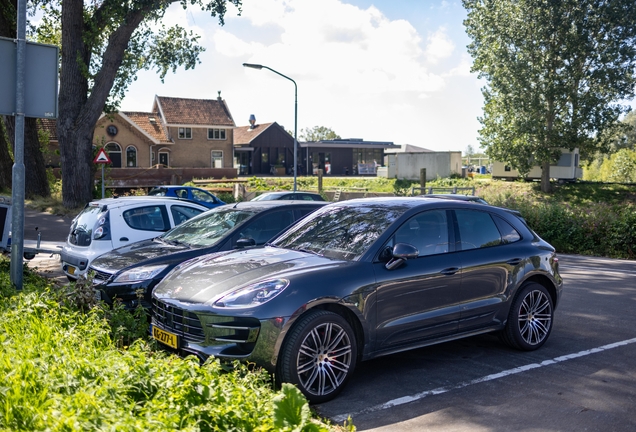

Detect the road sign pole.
xmin=10 ymin=0 xmax=27 ymax=290
xmin=101 ymin=164 xmax=105 ymax=199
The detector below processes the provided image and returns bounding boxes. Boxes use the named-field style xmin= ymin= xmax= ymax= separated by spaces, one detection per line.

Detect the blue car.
xmin=149 ymin=186 xmax=226 ymax=209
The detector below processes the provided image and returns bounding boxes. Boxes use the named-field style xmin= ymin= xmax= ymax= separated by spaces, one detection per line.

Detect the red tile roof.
xmin=154 ymin=96 xmax=235 ymax=126
xmin=121 ymin=112 xmax=172 ymax=143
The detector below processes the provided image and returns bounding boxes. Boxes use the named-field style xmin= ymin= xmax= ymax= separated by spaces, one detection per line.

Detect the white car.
xmin=60 ymin=196 xmax=207 ymax=280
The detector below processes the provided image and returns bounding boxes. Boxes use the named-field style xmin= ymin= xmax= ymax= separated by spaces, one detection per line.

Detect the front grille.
xmin=152 ymin=299 xmax=261 ymax=346
xmin=153 ymin=299 xmax=205 ymax=343
xmin=90 ymin=268 xmax=112 ymax=283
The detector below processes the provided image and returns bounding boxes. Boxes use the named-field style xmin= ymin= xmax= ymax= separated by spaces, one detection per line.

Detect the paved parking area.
xmin=315 ymin=255 xmax=636 ymax=431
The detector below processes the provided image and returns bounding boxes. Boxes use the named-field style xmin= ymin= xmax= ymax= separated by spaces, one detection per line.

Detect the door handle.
xmin=119 ymin=237 xmax=129 ymax=242
xmin=440 ymin=267 xmax=459 ymax=275
xmin=506 ymin=258 xmax=522 ymax=265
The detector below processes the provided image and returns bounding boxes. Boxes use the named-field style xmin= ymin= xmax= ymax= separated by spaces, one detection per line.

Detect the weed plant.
xmin=0 ymin=259 xmax=352 ymax=431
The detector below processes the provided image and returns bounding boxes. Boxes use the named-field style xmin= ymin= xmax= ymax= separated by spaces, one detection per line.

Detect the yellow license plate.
xmin=68 ymin=266 xmax=76 ymax=275
xmin=153 ymin=326 xmax=178 ymax=349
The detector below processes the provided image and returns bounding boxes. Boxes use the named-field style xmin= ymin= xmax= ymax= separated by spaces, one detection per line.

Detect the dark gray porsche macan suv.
xmin=151 ymin=197 xmax=563 ymax=403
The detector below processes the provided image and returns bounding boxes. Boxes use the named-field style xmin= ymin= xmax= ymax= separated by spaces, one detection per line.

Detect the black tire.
xmin=501 ymin=282 xmax=554 ymax=351
xmin=278 ymin=310 xmax=357 ymax=404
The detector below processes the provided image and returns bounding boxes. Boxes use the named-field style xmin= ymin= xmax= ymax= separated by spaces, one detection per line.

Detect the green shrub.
xmin=0 ymin=260 xmax=347 ymax=431
xmin=216 ymin=191 xmax=238 ymax=203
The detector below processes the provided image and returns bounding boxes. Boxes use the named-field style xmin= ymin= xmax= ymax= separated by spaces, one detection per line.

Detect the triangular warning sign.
xmin=93 ymin=148 xmax=112 ymax=164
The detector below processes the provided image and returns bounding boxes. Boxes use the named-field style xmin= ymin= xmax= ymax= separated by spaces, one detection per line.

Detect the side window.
xmin=493 ymin=215 xmax=521 ymax=244
xmin=235 ymin=210 xmax=295 ymax=245
xmin=393 ymin=210 xmax=449 ymax=257
xmin=455 ymin=210 xmax=502 ymax=250
xmin=192 ymin=189 xmax=216 ymax=203
xmin=171 ymin=205 xmax=204 ymax=226
xmin=123 ymin=206 xmax=168 ymax=232
xmin=174 ymin=188 xmax=188 ymax=199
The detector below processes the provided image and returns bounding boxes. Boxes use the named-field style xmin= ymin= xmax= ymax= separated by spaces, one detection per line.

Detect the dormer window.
xmin=149 ymin=117 xmax=156 ymax=124
xmin=208 ymin=128 xmax=226 ymax=140
xmin=178 ymin=127 xmax=192 ymax=139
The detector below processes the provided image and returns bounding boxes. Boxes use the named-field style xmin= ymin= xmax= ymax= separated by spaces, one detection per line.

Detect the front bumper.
xmin=151 ymin=299 xmax=289 ymax=372
xmin=91 ymin=274 xmax=156 ymax=310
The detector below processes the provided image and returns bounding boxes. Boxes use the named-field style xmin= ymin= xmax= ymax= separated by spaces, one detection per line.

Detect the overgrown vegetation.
xmin=16 ymin=173 xmax=636 ymax=259
xmin=0 ymin=259 xmax=353 ymax=431
xmin=473 ymin=181 xmax=636 ymax=259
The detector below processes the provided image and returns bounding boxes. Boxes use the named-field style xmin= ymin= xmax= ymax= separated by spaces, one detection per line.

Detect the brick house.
xmin=94 ymin=94 xmax=236 ymax=169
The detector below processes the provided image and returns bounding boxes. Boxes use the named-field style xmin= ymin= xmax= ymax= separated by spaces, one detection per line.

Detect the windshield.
xmin=148 ymin=187 xmax=167 ymax=196
xmin=251 ymin=193 xmax=278 ymax=201
xmin=68 ymin=205 xmax=103 ymax=246
xmin=161 ymin=207 xmax=255 ymax=247
xmin=273 ymin=203 xmax=408 ymax=261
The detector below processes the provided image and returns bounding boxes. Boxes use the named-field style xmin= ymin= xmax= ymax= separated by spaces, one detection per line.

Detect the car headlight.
xmin=113 ymin=264 xmax=169 ymax=283
xmin=214 ymin=279 xmax=289 ymax=308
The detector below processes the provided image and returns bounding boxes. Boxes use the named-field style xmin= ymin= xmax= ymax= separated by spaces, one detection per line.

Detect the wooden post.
xmin=317 ymin=169 xmax=323 ymax=193
xmin=420 ymin=168 xmax=426 ymax=190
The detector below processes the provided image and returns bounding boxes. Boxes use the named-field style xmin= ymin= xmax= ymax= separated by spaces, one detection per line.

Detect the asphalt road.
xmin=13 ymin=211 xmax=636 ymax=430
xmin=315 ymin=254 xmax=636 ymax=431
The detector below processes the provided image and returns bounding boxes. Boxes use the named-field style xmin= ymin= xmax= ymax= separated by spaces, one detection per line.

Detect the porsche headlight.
xmin=113 ymin=264 xmax=169 ymax=283
xmin=214 ymin=279 xmax=289 ymax=308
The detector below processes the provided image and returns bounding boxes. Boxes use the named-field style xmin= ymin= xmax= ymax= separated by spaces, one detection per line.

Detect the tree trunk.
xmin=58 ymin=0 xmax=148 ymax=208
xmin=0 ymin=119 xmax=12 ymax=190
xmin=4 ymin=117 xmax=51 ymax=198
xmin=541 ymin=160 xmax=552 ymax=193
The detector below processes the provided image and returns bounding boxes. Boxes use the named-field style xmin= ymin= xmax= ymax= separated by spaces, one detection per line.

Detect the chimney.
xmin=249 ymin=114 xmax=256 ymax=130
xmin=217 ymin=91 xmax=222 ymax=101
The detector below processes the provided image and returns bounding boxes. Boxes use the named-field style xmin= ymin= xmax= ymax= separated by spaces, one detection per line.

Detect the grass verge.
xmin=0 ymin=258 xmax=355 ymax=431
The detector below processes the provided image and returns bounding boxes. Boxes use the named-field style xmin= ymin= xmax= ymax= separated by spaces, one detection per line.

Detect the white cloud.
xmin=213 ymin=30 xmax=263 ymax=57
xmin=121 ymin=0 xmax=483 ymax=151
xmin=234 ymin=0 xmax=446 ymax=97
xmin=425 ymin=28 xmax=455 ymax=64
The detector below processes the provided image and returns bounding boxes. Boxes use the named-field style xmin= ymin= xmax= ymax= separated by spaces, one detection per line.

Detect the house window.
xmin=208 ymin=129 xmax=226 ymax=140
xmin=211 ymin=150 xmax=223 ymax=168
xmin=126 ymin=146 xmax=137 ymax=167
xmin=178 ymin=127 xmax=192 ymax=139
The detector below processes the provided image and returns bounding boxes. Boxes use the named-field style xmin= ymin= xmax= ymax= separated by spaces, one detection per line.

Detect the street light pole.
xmin=243 ymin=63 xmax=298 ymax=192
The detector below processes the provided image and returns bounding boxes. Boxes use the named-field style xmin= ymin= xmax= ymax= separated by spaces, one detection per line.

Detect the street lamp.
xmin=243 ymin=63 xmax=298 ymax=192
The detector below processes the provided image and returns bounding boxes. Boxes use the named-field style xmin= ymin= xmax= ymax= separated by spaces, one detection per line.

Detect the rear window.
xmin=148 ymin=187 xmax=167 ymax=197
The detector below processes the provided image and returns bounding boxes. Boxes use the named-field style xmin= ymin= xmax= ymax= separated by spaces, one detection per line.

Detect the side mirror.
xmin=385 ymin=243 xmax=419 ymax=270
xmin=236 ymin=238 xmax=256 ymax=249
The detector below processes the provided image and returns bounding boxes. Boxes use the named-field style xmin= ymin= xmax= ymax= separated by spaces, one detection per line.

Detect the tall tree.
xmin=616 ymin=110 xmax=636 ymax=151
xmin=299 ymin=126 xmax=341 ymax=142
xmin=0 ymin=0 xmax=50 ymax=198
xmin=35 ymin=0 xmax=241 ymax=208
xmin=463 ymin=0 xmax=636 ymax=192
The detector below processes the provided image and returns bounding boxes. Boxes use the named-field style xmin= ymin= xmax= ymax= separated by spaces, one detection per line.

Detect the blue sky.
xmin=120 ymin=0 xmax=485 ymax=153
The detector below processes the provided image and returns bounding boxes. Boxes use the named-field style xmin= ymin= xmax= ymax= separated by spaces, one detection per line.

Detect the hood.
xmin=154 ymin=246 xmax=341 ymax=305
xmin=91 ymin=238 xmax=194 ymax=274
